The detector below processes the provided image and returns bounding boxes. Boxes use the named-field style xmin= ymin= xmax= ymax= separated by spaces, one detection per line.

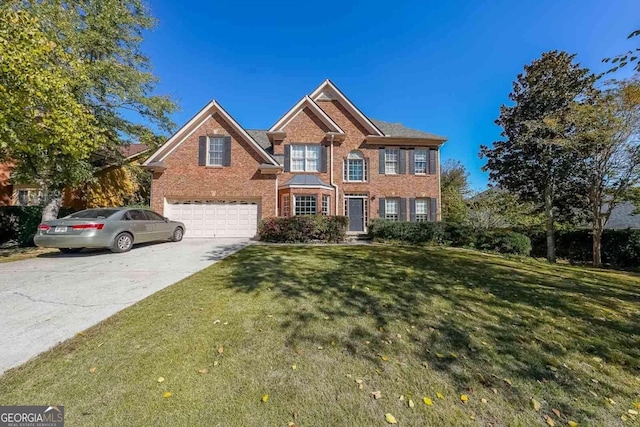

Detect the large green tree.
xmin=440 ymin=160 xmax=470 ymax=223
xmin=466 ymin=188 xmax=543 ymax=230
xmin=1 ymin=0 xmax=176 ymax=220
xmin=569 ymin=79 xmax=640 ymax=267
xmin=480 ymin=51 xmax=596 ymax=263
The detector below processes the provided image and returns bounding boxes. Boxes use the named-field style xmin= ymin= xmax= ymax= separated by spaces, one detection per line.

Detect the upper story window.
xmin=208 ymin=137 xmax=225 ymax=166
xmin=414 ymin=149 xmax=428 ymax=174
xmin=291 ymin=145 xmax=320 ymax=172
xmin=385 ymin=198 xmax=399 ymax=221
xmin=294 ymin=195 xmax=317 ymax=215
xmin=344 ymin=150 xmax=367 ymax=182
xmin=415 ymin=199 xmax=429 ymax=222
xmin=384 ymin=148 xmax=399 ymax=174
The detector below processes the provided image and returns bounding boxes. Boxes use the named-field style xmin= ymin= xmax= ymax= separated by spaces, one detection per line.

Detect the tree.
xmin=569 ymin=79 xmax=640 ymax=267
xmin=466 ymin=188 xmax=543 ymax=230
xmin=480 ymin=51 xmax=596 ymax=262
xmin=603 ymin=29 xmax=640 ymax=73
xmin=0 ymin=4 xmax=101 ymax=220
xmin=440 ymin=160 xmax=470 ymax=222
xmin=1 ymin=1 xmax=176 ymax=221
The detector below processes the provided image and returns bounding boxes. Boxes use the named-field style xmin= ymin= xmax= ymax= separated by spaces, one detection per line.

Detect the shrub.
xmin=0 ymin=206 xmax=75 ymax=246
xmin=368 ymin=219 xmax=444 ymax=244
xmin=258 ymin=215 xmax=349 ymax=243
xmin=475 ymin=229 xmax=532 ymax=256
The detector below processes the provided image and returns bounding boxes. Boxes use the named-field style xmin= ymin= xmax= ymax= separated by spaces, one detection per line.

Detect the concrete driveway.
xmin=0 ymin=238 xmax=250 ymax=373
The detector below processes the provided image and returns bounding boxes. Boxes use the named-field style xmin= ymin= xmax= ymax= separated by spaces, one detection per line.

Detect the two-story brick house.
xmin=143 ymin=80 xmax=446 ymax=238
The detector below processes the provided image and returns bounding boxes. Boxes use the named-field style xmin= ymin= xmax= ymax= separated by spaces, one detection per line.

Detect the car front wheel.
xmin=112 ymin=232 xmax=133 ymax=253
xmin=171 ymin=227 xmax=184 ymax=242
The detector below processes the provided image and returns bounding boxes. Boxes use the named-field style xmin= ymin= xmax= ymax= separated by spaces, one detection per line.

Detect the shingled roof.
xmin=370 ymin=119 xmax=446 ymax=141
xmin=607 ymin=201 xmax=640 ymax=229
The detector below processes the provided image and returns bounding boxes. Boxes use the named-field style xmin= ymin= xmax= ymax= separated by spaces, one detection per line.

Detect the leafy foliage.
xmin=0 ymin=206 xmax=75 ymax=246
xmin=258 ymin=216 xmax=349 ymax=243
xmin=467 ymin=188 xmax=544 ymax=230
xmin=440 ymin=160 xmax=470 ymax=223
xmin=480 ymin=51 xmax=597 ymax=262
xmin=603 ymin=28 xmax=640 ymax=73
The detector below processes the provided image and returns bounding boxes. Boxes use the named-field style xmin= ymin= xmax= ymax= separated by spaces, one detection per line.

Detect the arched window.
xmin=344 ymin=150 xmax=367 ymax=182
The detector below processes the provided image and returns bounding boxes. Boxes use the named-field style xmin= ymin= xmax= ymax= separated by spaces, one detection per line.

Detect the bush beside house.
xmin=258 ymin=216 xmax=349 ymax=243
xmin=0 ymin=206 xmax=75 ymax=246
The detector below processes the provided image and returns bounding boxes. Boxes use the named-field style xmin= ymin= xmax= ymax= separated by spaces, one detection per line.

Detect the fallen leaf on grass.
xmin=460 ymin=394 xmax=468 ymax=402
xmin=436 ymin=392 xmax=444 ymax=399
xmin=545 ymin=416 xmax=555 ymax=426
xmin=384 ymin=413 xmax=397 ymax=424
xmin=372 ymin=391 xmax=381 ymax=400
xmin=213 ymin=361 xmax=219 ymax=366
xmin=380 ymin=355 xmax=389 ymax=361
xmin=606 ymin=398 xmax=616 ymax=405
xmin=552 ymin=408 xmax=560 ymax=417
xmin=408 ymin=399 xmax=415 ymax=408
xmin=217 ymin=346 xmax=224 ymax=354
xmin=504 ymin=378 xmax=512 ymax=386
xmin=531 ymin=398 xmax=541 ymax=411
xmin=568 ymin=421 xmax=578 ymax=427
xmin=436 ymin=353 xmax=446 ymax=359
xmin=157 ymin=377 xmax=165 ymax=383
xmin=287 ymin=423 xmax=297 ymax=427
xmin=198 ymin=368 xmax=208 ymax=374
xmin=292 ymin=365 xmax=297 ymax=370
xmin=492 ymin=388 xmax=498 ymax=394
xmin=634 ymin=402 xmax=640 ymax=409
xmin=213 ymin=319 xmax=220 ymax=325
xmin=481 ymin=398 xmax=488 ymax=404
xmin=163 ymin=392 xmax=172 ymax=398
xmin=261 ymin=394 xmax=269 ymax=403
xmin=628 ymin=409 xmax=639 ymax=415
xmin=423 ymin=397 xmax=433 ymax=406
xmin=88 ymin=367 xmax=96 ymax=374
xmin=295 ymin=349 xmax=302 ymax=355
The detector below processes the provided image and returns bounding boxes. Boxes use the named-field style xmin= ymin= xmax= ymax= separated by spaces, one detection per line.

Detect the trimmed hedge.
xmin=258 ymin=215 xmax=349 ymax=243
xmin=368 ymin=219 xmax=532 ymax=256
xmin=529 ymin=229 xmax=640 ymax=268
xmin=0 ymin=206 xmax=75 ymax=246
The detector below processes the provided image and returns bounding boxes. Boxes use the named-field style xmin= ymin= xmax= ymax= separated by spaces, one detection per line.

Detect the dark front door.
xmin=348 ymin=198 xmax=364 ymax=232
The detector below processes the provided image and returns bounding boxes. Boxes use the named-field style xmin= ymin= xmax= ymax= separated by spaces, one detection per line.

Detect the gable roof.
xmin=371 ymin=119 xmax=447 ymax=141
xmin=268 ymin=95 xmax=345 ymax=134
xmin=144 ymin=100 xmax=278 ymax=166
xmin=309 ymin=79 xmax=384 ymax=136
xmin=119 ymin=144 xmax=149 ymax=160
xmin=246 ymin=129 xmax=272 ymax=151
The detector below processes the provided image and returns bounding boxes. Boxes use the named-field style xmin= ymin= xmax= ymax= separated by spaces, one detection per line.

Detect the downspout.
xmin=329 ymin=134 xmax=339 ymax=215
xmin=436 ymin=147 xmax=441 ymax=221
xmin=275 ymin=173 xmax=279 ymax=217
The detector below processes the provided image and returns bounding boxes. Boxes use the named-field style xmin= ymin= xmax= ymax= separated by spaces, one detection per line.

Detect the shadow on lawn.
xmin=225 ymin=244 xmax=640 ymax=409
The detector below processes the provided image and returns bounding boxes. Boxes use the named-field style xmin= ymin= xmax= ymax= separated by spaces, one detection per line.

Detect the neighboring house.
xmin=606 ymin=201 xmax=640 ymax=229
xmin=143 ymin=80 xmax=447 ymax=238
xmin=0 ymin=144 xmax=148 ymax=207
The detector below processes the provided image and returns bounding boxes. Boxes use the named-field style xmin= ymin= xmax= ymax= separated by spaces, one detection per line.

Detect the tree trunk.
xmin=41 ymin=189 xmax=62 ymax=222
xmin=592 ymin=227 xmax=603 ymax=267
xmin=544 ymin=184 xmax=556 ymax=263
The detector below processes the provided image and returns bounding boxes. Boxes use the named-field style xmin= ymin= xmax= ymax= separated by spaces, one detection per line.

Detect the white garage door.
xmin=166 ymin=200 xmax=259 ymax=238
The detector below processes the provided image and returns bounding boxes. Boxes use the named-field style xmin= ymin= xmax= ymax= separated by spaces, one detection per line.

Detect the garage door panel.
xmin=167 ymin=201 xmax=258 ymax=238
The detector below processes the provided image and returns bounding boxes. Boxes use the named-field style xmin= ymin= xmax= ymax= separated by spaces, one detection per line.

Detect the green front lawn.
xmin=1 ymin=245 xmax=639 ymax=426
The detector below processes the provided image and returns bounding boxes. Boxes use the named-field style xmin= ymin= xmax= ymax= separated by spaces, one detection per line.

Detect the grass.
xmin=0 ymin=245 xmax=56 ymax=263
xmin=1 ymin=245 xmax=639 ymax=426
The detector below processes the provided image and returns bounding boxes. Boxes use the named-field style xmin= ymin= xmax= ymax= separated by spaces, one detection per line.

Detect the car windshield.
xmin=66 ymin=209 xmax=120 ymax=219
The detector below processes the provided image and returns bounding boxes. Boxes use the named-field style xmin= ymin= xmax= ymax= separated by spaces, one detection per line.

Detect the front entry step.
xmin=345 ymin=233 xmax=371 ymax=242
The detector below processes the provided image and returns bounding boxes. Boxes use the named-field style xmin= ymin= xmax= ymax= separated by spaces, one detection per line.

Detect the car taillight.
xmin=38 ymin=224 xmax=51 ymax=231
xmin=71 ymin=223 xmax=105 ymax=230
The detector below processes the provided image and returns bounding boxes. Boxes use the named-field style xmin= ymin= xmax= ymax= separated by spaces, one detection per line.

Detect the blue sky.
xmin=141 ymin=0 xmax=638 ymax=190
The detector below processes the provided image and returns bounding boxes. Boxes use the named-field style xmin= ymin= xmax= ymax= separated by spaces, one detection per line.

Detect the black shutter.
xmin=408 ymin=149 xmax=415 ymax=174
xmin=379 ymin=148 xmax=385 ymax=174
xmin=409 ymin=198 xmax=416 ymax=222
xmin=284 ymin=145 xmax=291 ymax=172
xmin=198 ymin=136 xmax=207 ymax=166
xmin=430 ymin=197 xmax=438 ymax=221
xmin=364 ymin=158 xmax=369 ymax=181
xmin=399 ymin=198 xmax=407 ymax=221
xmin=320 ymin=145 xmax=327 ymax=173
xmin=379 ymin=198 xmax=385 ymax=218
xmin=223 ymin=137 xmax=231 ymax=166
xmin=429 ymin=148 xmax=437 ymax=175
xmin=399 ymin=149 xmax=406 ymax=174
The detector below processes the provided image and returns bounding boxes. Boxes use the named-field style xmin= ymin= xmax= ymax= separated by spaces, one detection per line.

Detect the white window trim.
xmin=207 ymin=136 xmax=225 ymax=166
xmin=291 ymin=145 xmax=320 ymax=172
xmin=282 ymin=194 xmax=290 ymax=217
xmin=414 ymin=149 xmax=428 ymax=175
xmin=322 ymin=195 xmax=330 ymax=216
xmin=415 ymin=198 xmax=429 ymax=222
xmin=345 ymin=158 xmax=366 ymax=182
xmin=385 ymin=148 xmax=399 ymax=175
xmin=293 ymin=195 xmax=317 ymax=216
xmin=385 ymin=198 xmax=400 ymax=221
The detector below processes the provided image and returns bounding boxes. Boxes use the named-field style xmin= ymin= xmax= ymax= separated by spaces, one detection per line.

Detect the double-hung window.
xmin=322 ymin=195 xmax=330 ymax=215
xmin=295 ymin=195 xmax=317 ymax=215
xmin=208 ymin=137 xmax=225 ymax=166
xmin=414 ymin=149 xmax=427 ymax=174
xmin=385 ymin=199 xmax=399 ymax=221
xmin=415 ymin=199 xmax=429 ymax=222
xmin=385 ymin=148 xmax=399 ymax=174
xmin=345 ymin=151 xmax=366 ymax=182
xmin=282 ymin=195 xmax=290 ymax=217
xmin=291 ymin=145 xmax=320 ymax=172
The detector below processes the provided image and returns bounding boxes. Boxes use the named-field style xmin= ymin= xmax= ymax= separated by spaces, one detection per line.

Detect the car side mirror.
xmin=163 ymin=217 xmax=169 ymax=222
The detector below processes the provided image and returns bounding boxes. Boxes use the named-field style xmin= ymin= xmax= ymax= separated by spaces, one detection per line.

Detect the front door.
xmin=348 ymin=198 xmax=364 ymax=232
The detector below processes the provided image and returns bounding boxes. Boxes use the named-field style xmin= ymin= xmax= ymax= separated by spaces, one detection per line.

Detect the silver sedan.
xmin=34 ymin=208 xmax=186 ymax=253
